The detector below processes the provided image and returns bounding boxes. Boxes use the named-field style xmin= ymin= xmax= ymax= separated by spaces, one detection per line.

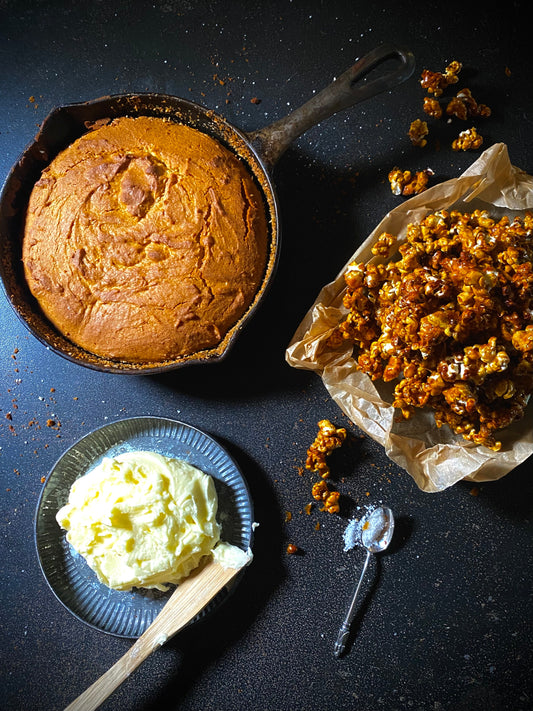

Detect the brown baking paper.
xmin=286 ymin=143 xmax=533 ymax=492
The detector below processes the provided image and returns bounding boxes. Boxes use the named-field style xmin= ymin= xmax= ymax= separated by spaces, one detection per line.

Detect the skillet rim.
xmin=0 ymin=92 xmax=281 ymax=374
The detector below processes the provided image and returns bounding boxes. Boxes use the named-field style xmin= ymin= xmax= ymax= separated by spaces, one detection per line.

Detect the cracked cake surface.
xmin=22 ymin=116 xmax=269 ymax=362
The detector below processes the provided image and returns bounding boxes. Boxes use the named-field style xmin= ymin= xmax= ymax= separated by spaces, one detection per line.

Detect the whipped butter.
xmin=213 ymin=541 xmax=253 ymax=569
xmin=56 ymin=450 xmax=249 ymax=591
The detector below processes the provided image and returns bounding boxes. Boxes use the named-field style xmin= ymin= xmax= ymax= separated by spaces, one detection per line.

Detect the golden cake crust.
xmin=22 ymin=116 xmax=268 ymax=362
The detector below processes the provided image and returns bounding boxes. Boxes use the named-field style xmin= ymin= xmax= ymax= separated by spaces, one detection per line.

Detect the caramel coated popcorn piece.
xmin=417 ymin=61 xmax=491 ymax=152
xmin=452 ymin=126 xmax=483 ymax=151
xmin=446 ymin=96 xmax=468 ymax=121
xmin=372 ymin=231 xmax=397 ymax=257
xmin=388 ymin=167 xmax=433 ymax=197
xmin=306 ymin=419 xmax=347 ymax=478
xmin=311 ymin=480 xmax=341 ymax=514
xmin=332 ymin=209 xmax=533 ymax=451
xmin=446 ymin=88 xmax=491 ymax=120
xmin=420 ymin=60 xmax=462 ymax=96
xmin=408 ymin=119 xmax=429 ymax=147
xmin=304 ymin=420 xmax=346 ymax=515
xmin=512 ymin=325 xmax=533 ymax=354
xmin=423 ymin=96 xmax=443 ymax=119
xmin=323 ymin=490 xmax=340 ymax=514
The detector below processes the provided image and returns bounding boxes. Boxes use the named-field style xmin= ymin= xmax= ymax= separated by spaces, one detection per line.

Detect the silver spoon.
xmin=334 ymin=506 xmax=395 ymax=658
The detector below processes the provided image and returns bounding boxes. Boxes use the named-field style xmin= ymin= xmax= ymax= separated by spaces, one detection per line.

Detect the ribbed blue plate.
xmin=35 ymin=416 xmax=253 ymax=638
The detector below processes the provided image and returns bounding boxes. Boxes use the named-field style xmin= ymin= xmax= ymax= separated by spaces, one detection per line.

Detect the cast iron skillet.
xmin=0 ymin=44 xmax=415 ymax=374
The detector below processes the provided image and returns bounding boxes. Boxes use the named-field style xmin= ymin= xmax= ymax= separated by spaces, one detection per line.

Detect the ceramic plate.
xmin=35 ymin=416 xmax=253 ymax=638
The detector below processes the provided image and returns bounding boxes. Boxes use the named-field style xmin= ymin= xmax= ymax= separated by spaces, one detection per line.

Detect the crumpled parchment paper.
xmin=286 ymin=143 xmax=533 ymax=492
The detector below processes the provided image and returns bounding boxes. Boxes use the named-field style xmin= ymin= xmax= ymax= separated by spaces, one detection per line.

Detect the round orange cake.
xmin=22 ymin=116 xmax=269 ymax=362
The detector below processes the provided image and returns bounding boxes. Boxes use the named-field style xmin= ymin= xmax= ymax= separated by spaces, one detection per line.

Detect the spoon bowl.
xmin=334 ymin=506 xmax=395 ymax=657
xmin=362 ymin=506 xmax=395 ymax=554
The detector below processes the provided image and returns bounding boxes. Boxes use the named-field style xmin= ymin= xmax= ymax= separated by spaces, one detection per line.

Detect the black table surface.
xmin=1 ymin=2 xmax=532 ymax=710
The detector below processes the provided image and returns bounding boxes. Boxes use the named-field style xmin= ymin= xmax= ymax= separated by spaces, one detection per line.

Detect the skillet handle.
xmin=248 ymin=44 xmax=415 ymax=169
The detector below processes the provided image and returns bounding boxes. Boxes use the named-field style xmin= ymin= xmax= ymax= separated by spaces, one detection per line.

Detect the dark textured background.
xmin=1 ymin=1 xmax=532 ymax=710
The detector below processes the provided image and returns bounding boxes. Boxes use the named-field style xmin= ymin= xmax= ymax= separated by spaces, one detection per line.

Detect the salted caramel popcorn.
xmin=388 ymin=167 xmax=433 ymax=197
xmin=305 ymin=419 xmax=347 ymax=479
xmin=372 ymin=231 xmax=397 ymax=257
xmin=302 ymin=420 xmax=346 ymax=515
xmin=420 ymin=60 xmax=462 ymax=97
xmin=416 ymin=61 xmax=491 ymax=153
xmin=446 ymin=88 xmax=491 ymax=121
xmin=311 ymin=480 xmax=341 ymax=514
xmin=452 ymin=127 xmax=484 ymax=151
xmin=408 ymin=118 xmax=429 ymax=147
xmin=330 ymin=210 xmax=533 ymax=451
xmin=423 ymin=96 xmax=443 ymax=119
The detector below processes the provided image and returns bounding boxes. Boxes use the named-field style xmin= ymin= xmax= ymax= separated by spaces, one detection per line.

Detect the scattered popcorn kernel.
xmin=305 ymin=419 xmax=347 ymax=479
xmin=312 ymin=480 xmax=328 ymax=500
xmin=446 ymin=88 xmax=491 ymax=120
xmin=323 ymin=490 xmax=340 ymax=514
xmin=423 ymin=96 xmax=443 ymax=119
xmin=420 ymin=60 xmax=462 ymax=96
xmin=388 ymin=167 xmax=433 ymax=197
xmin=452 ymin=126 xmax=483 ymax=151
xmin=311 ymin=480 xmax=341 ymax=514
xmin=388 ymin=168 xmax=409 ymax=196
xmin=445 ymin=60 xmax=462 ymax=81
xmin=408 ymin=119 xmax=429 ymax=147
xmin=446 ymin=95 xmax=468 ymax=121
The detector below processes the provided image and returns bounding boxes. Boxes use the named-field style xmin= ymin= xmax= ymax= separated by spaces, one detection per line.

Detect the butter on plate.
xmin=56 ymin=450 xmax=250 ymax=591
